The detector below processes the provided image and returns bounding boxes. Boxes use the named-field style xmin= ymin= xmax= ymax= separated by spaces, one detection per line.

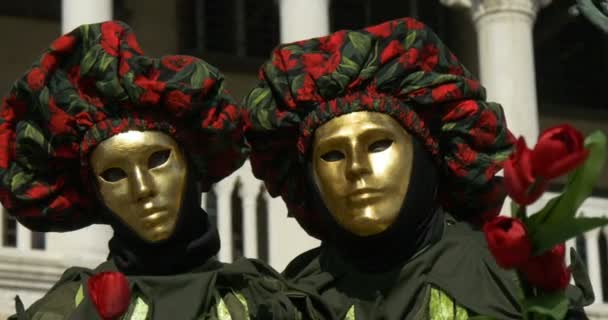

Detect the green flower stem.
xmin=516 ymin=205 xmax=528 ymax=222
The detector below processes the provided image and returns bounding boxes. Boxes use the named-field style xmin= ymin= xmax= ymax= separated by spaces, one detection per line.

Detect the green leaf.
xmin=190 ymin=63 xmax=207 ymax=88
xmin=249 ymin=88 xmax=271 ymax=109
xmin=527 ymin=194 xmax=561 ymax=230
xmin=339 ymin=56 xmax=360 ymax=76
xmin=38 ymin=87 xmax=51 ymax=120
xmin=522 ymin=292 xmax=568 ymax=320
xmin=290 ymin=74 xmax=305 ymax=94
xmin=99 ymin=53 xmax=115 ymax=72
xmin=375 ymin=61 xmax=401 ymax=86
xmin=404 ymin=31 xmax=417 ymax=48
xmin=569 ymin=247 xmax=595 ymax=306
xmin=360 ymin=65 xmax=378 ymax=80
xmin=577 ymin=0 xmax=608 ymax=33
xmin=430 ymin=74 xmax=460 ymax=85
xmin=10 ymin=171 xmax=29 ymax=192
xmin=510 ymin=201 xmax=520 ymax=218
xmin=97 ymin=78 xmax=127 ymax=101
xmin=400 ymin=71 xmax=425 ymax=88
xmin=21 ymin=122 xmax=47 ymax=148
xmin=282 ymin=44 xmax=303 ymax=54
xmin=81 ymin=44 xmax=102 ymax=75
xmin=531 ymin=216 xmax=608 ymax=254
xmin=347 ymin=32 xmax=371 ymax=53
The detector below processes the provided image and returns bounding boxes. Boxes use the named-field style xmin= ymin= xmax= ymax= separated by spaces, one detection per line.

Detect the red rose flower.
xmin=68 ymin=66 xmax=104 ymax=107
xmin=165 ymin=90 xmax=192 ymax=115
xmin=88 ymin=272 xmax=131 ymax=320
xmin=456 ymin=143 xmax=477 ymax=165
xmin=366 ymin=21 xmax=393 ymax=38
xmin=273 ymin=49 xmax=298 ymax=72
xmin=504 ymin=137 xmax=548 ymax=205
xmin=380 ymin=40 xmax=405 ymax=64
xmin=296 ymin=76 xmax=319 ymax=101
xmin=319 ymin=31 xmax=346 ymax=53
xmin=125 ymin=32 xmax=143 ymax=54
xmin=442 ymin=100 xmax=479 ymax=122
xmin=25 ymin=183 xmax=50 ymax=200
xmin=119 ymin=51 xmax=133 ymax=76
xmin=404 ymin=18 xmax=425 ymax=30
xmin=41 ymin=53 xmax=58 ymax=72
xmin=100 ymin=22 xmax=124 ymax=56
xmin=0 ymin=130 xmax=11 ymax=170
xmin=469 ymin=110 xmax=499 ymax=147
xmin=301 ymin=52 xmax=340 ymax=79
xmin=448 ymin=65 xmax=464 ymax=76
xmin=161 ymin=55 xmax=195 ymax=72
xmin=27 ymin=68 xmax=46 ymax=91
xmin=431 ymin=83 xmax=462 ymax=102
xmin=521 ymin=243 xmax=571 ymax=292
xmin=51 ymin=35 xmax=77 ymax=54
xmin=134 ymin=69 xmax=165 ymax=105
xmin=483 ymin=216 xmax=533 ymax=269
xmin=54 ymin=142 xmax=79 ymax=159
xmin=202 ymin=78 xmax=216 ymax=95
xmin=420 ymin=44 xmax=439 ymax=71
xmin=48 ymin=98 xmax=75 ymax=135
xmin=398 ymin=47 xmax=419 ymax=69
xmin=447 ymin=159 xmax=468 ymax=177
xmin=531 ymin=124 xmax=589 ymax=180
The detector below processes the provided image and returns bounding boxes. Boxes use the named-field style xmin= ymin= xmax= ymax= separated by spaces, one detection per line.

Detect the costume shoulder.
xmin=10 ymin=266 xmax=95 ymax=319
xmin=425 ymin=219 xmax=523 ymax=319
xmin=218 ymin=257 xmax=334 ymax=320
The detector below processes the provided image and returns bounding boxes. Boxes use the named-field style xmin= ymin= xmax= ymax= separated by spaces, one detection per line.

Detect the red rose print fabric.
xmin=0 ymin=21 xmax=247 ymax=231
xmin=243 ymin=17 xmax=515 ymax=239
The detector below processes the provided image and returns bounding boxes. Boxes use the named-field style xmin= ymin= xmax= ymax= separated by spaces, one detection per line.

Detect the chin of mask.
xmin=312 ymin=111 xmax=414 ymax=237
xmin=90 ymin=130 xmax=188 ymax=242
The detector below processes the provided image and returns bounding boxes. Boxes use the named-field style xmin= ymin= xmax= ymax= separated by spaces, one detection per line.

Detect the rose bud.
xmin=504 ymin=137 xmax=548 ymax=205
xmin=87 ymin=271 xmax=131 ymax=320
xmin=483 ymin=216 xmax=533 ymax=269
xmin=521 ymin=243 xmax=571 ymax=292
xmin=531 ymin=124 xmax=589 ymax=180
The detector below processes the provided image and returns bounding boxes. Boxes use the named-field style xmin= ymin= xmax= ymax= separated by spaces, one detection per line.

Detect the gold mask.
xmin=312 ymin=112 xmax=414 ymax=237
xmin=90 ymin=131 xmax=187 ymax=242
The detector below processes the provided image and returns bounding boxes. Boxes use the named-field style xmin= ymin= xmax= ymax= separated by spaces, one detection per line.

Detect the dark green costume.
xmin=16 ymin=258 xmax=320 ymax=320
xmin=284 ymin=214 xmax=522 ymax=319
xmin=243 ymin=17 xmax=594 ymax=319
xmin=0 ymin=21 xmax=329 ymax=320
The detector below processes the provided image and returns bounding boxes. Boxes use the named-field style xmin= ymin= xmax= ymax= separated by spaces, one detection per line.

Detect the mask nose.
xmin=345 ymin=146 xmax=372 ymax=181
xmin=131 ymin=166 xmax=155 ymax=201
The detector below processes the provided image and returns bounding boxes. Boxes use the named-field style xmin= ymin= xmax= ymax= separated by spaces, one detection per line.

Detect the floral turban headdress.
xmin=0 ymin=21 xmax=247 ymax=231
xmin=244 ymin=18 xmax=515 ymax=239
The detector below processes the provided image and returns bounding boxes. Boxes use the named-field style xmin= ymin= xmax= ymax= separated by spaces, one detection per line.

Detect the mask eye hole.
xmin=320 ymin=150 xmax=345 ymax=162
xmin=368 ymin=139 xmax=393 ymax=153
xmin=100 ymin=168 xmax=127 ymax=182
xmin=148 ymin=150 xmax=171 ymax=169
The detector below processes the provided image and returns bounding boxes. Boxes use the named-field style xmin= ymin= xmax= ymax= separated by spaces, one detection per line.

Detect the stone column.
xmin=241 ymin=193 xmax=259 ymax=259
xmin=215 ymin=177 xmax=236 ymax=262
xmin=279 ymin=0 xmax=330 ymax=43
xmin=441 ymin=0 xmax=551 ymax=143
xmin=16 ymin=224 xmax=31 ymax=250
xmin=61 ymin=0 xmax=113 ymax=33
xmin=586 ymin=229 xmax=604 ymax=302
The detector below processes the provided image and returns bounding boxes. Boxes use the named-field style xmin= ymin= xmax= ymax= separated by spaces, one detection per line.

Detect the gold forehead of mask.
xmin=90 ymin=131 xmax=188 ymax=242
xmin=312 ymin=111 xmax=414 ymax=237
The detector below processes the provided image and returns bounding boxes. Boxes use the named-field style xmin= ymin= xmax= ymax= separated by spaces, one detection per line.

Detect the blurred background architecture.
xmin=0 ymin=0 xmax=607 ymax=318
